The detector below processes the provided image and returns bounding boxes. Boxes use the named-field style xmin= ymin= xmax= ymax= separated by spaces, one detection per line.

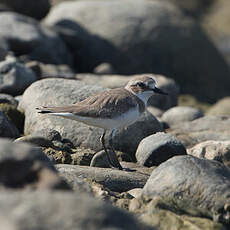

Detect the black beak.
xmin=153 ymin=87 xmax=168 ymax=95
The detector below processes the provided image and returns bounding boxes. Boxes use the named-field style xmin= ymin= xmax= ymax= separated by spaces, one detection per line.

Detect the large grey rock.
xmin=0 ymin=138 xmax=69 ymax=190
xmin=0 ymin=0 xmax=51 ymax=20
xmin=56 ymin=164 xmax=149 ymax=192
xmin=0 ymin=59 xmax=37 ymax=96
xmin=0 ymin=190 xmax=151 ymax=230
xmin=170 ymin=115 xmax=230 ymax=148
xmin=44 ymin=0 xmax=230 ymax=103
xmin=19 ymin=78 xmax=163 ymax=155
xmin=161 ymin=106 xmax=204 ymax=127
xmin=78 ymin=73 xmax=179 ymax=110
xmin=188 ymin=140 xmax=230 ymax=167
xmin=142 ymin=155 xmax=230 ymax=225
xmin=136 ymin=132 xmax=186 ymax=167
xmin=0 ymin=111 xmax=19 ymax=138
xmin=0 ymin=12 xmax=73 ymax=66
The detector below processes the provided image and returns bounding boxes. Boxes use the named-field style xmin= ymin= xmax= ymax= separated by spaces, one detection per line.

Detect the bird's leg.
xmin=109 ymin=129 xmax=123 ymax=170
xmin=100 ymin=130 xmax=116 ymax=169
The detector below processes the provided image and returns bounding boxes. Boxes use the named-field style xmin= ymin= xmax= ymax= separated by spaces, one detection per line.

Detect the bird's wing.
xmin=37 ymin=88 xmax=138 ymax=119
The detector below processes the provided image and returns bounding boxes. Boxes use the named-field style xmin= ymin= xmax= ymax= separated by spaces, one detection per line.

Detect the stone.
xmin=129 ymin=196 xmax=225 ymax=230
xmin=90 ymin=149 xmax=120 ymax=168
xmin=0 ymin=59 xmax=37 ymax=96
xmin=44 ymin=0 xmax=230 ymax=103
xmin=0 ymin=111 xmax=19 ymax=138
xmin=56 ymin=164 xmax=149 ymax=192
xmin=207 ymin=97 xmax=230 ymax=116
xmin=0 ymin=190 xmax=151 ymax=230
xmin=0 ymin=0 xmax=51 ymax=20
xmin=0 ymin=93 xmax=18 ymax=106
xmin=142 ymin=155 xmax=230 ymax=225
xmin=78 ymin=73 xmax=178 ymax=110
xmin=136 ymin=132 xmax=187 ymax=167
xmin=147 ymin=106 xmax=164 ymax=118
xmin=19 ymin=78 xmax=163 ymax=155
xmin=0 ymin=103 xmax=24 ymax=133
xmin=127 ymin=188 xmax=142 ymax=199
xmin=188 ymin=140 xmax=230 ymax=167
xmin=169 ymin=115 xmax=230 ymax=148
xmin=0 ymin=138 xmax=69 ymax=190
xmin=0 ymin=12 xmax=73 ymax=66
xmin=93 ymin=62 xmax=116 ymax=74
xmin=161 ymin=106 xmax=204 ymax=127
xmin=26 ymin=61 xmax=75 ymax=80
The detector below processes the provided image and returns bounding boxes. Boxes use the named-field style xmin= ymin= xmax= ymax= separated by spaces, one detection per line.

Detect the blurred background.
xmin=0 ymin=0 xmax=230 ymax=109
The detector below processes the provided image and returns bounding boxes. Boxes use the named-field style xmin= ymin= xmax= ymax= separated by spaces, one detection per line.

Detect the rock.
xmin=78 ymin=73 xmax=178 ymax=110
xmin=93 ymin=62 xmax=116 ymax=74
xmin=26 ymin=61 xmax=75 ymax=80
xmin=32 ymin=129 xmax=62 ymax=142
xmin=188 ymin=140 xmax=230 ymax=167
xmin=0 ymin=59 xmax=37 ymax=96
xmin=0 ymin=0 xmax=50 ymax=20
xmin=0 ymin=138 xmax=69 ymax=190
xmin=129 ymin=196 xmax=225 ymax=230
xmin=136 ymin=132 xmax=186 ymax=167
xmin=19 ymin=78 xmax=163 ymax=155
xmin=0 ymin=190 xmax=151 ymax=230
xmin=161 ymin=106 xmax=204 ymax=127
xmin=147 ymin=106 xmax=164 ymax=118
xmin=0 ymin=103 xmax=24 ymax=133
xmin=127 ymin=188 xmax=142 ymax=199
xmin=44 ymin=0 xmax=230 ymax=103
xmin=56 ymin=164 xmax=149 ymax=192
xmin=90 ymin=149 xmax=120 ymax=168
xmin=207 ymin=97 xmax=230 ymax=116
xmin=0 ymin=93 xmax=18 ymax=106
xmin=0 ymin=12 xmax=73 ymax=66
xmin=0 ymin=111 xmax=19 ymax=138
xmin=170 ymin=115 xmax=230 ymax=148
xmin=142 ymin=155 xmax=230 ymax=225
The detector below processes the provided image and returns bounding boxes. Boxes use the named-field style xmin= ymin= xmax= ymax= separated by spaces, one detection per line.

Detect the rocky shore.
xmin=1 ymin=0 xmax=230 ymax=230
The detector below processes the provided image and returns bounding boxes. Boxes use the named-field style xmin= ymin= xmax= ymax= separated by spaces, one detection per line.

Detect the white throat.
xmin=125 ymin=86 xmax=153 ymax=106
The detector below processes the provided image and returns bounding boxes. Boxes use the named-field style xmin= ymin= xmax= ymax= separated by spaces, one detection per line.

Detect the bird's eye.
xmin=137 ymin=82 xmax=145 ymax=87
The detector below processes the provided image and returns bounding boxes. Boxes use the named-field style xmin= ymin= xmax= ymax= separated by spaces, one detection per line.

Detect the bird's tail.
xmin=36 ymin=106 xmax=59 ymax=114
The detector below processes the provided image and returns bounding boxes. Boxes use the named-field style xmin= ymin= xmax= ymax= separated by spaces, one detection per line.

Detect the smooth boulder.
xmin=136 ymin=132 xmax=187 ymax=166
xmin=142 ymin=155 xmax=230 ymax=225
xmin=44 ymin=0 xmax=230 ymax=102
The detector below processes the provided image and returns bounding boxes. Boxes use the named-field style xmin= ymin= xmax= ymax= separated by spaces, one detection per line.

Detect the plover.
xmin=37 ymin=75 xmax=167 ymax=170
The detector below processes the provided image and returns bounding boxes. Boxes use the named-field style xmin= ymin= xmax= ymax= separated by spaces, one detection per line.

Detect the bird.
xmin=36 ymin=75 xmax=168 ymax=170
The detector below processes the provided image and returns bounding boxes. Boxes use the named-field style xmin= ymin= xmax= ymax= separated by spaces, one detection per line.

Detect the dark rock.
xmin=0 ymin=59 xmax=37 ymax=96
xmin=0 ymin=138 xmax=69 ymax=190
xmin=19 ymin=78 xmax=163 ymax=155
xmin=44 ymin=0 xmax=230 ymax=103
xmin=0 ymin=12 xmax=73 ymax=66
xmin=0 ymin=103 xmax=24 ymax=133
xmin=0 ymin=0 xmax=51 ymax=20
xmin=162 ymin=106 xmax=204 ymax=127
xmin=56 ymin=164 xmax=149 ymax=192
xmin=136 ymin=132 xmax=187 ymax=167
xmin=142 ymin=155 xmax=230 ymax=225
xmin=32 ymin=129 xmax=62 ymax=142
xmin=0 ymin=111 xmax=19 ymax=138
xmin=0 ymin=190 xmax=151 ymax=230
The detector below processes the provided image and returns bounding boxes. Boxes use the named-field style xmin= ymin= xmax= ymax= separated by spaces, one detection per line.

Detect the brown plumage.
xmin=38 ymin=88 xmax=145 ymax=118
